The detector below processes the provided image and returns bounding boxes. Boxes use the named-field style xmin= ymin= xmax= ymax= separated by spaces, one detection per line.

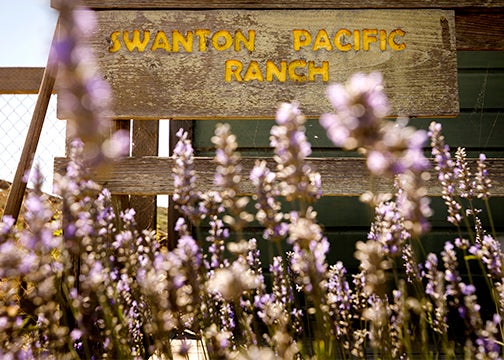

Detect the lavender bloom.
xmin=325 ymin=262 xmax=353 ymax=350
xmin=460 ymin=283 xmax=486 ymax=352
xmin=254 ymin=293 xmax=298 ymax=358
xmin=212 ymin=123 xmax=241 ymax=195
xmin=288 ymin=208 xmax=329 ymax=295
xmin=402 ymin=242 xmax=422 ymax=283
xmin=212 ymin=123 xmax=253 ymax=231
xmin=270 ymin=256 xmax=294 ymax=307
xmin=442 ymin=241 xmax=462 ymax=299
xmin=475 ymin=314 xmax=502 ymax=359
xmin=389 ymin=283 xmax=410 ymax=359
xmin=287 ymin=207 xmax=330 ymax=350
xmin=429 ymin=122 xmax=463 ymax=225
xmin=320 ymin=72 xmax=388 ymax=150
xmin=172 ymin=128 xmax=206 ymax=225
xmin=475 ymin=153 xmax=492 ymax=199
xmin=362 ymin=294 xmax=390 ymax=350
xmin=367 ymin=121 xmax=430 ymax=177
xmin=455 ymin=147 xmax=474 ymax=199
xmin=368 ymin=200 xmax=411 ymax=256
xmin=322 ymin=74 xmax=431 ymax=235
xmin=271 ymin=103 xmax=321 ymax=205
xmin=469 ymin=234 xmax=503 ymax=278
xmin=204 ymin=324 xmax=234 ymax=356
xmin=20 ymin=167 xmax=60 ymax=253
xmin=423 ymin=253 xmax=448 ymax=334
xmin=354 ymin=240 xmax=390 ymax=297
xmin=207 ymin=260 xmax=257 ymax=301
xmin=253 ymin=255 xmax=299 ymax=357
xmin=394 ymin=171 xmax=432 ymax=235
xmin=245 ymin=238 xmax=266 ymax=295
xmin=250 ymin=160 xmax=288 ymax=242
xmin=271 ymin=256 xmax=305 ymax=341
xmin=205 ymin=216 xmax=230 ymax=270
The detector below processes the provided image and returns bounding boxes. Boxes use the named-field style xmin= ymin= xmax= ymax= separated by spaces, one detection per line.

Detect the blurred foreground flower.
xmin=53 ymin=0 xmax=127 ymax=168
xmin=321 ymin=72 xmax=431 ymax=235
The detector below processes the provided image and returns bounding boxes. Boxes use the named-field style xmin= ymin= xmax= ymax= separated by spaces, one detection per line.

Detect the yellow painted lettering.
xmin=362 ymin=29 xmax=378 ymax=51
xmin=379 ymin=29 xmax=387 ymax=51
xmin=313 ymin=29 xmax=333 ymax=51
xmin=244 ymin=61 xmax=264 ymax=82
xmin=195 ymin=29 xmax=211 ymax=51
xmin=151 ymin=30 xmax=171 ymax=51
xmin=225 ymin=60 xmax=243 ymax=82
xmin=123 ymin=30 xmax=151 ymax=52
xmin=266 ymin=60 xmax=287 ymax=82
xmin=234 ymin=30 xmax=255 ymax=51
xmin=389 ymin=29 xmax=406 ymax=51
xmin=288 ymin=60 xmax=307 ymax=82
xmin=293 ymin=29 xmax=312 ymax=51
xmin=108 ymin=31 xmax=121 ymax=52
xmin=308 ymin=61 xmax=329 ymax=81
xmin=353 ymin=30 xmax=360 ymax=51
xmin=212 ymin=30 xmax=233 ymax=51
xmin=173 ymin=30 xmax=194 ymax=52
xmin=334 ymin=29 xmax=352 ymax=52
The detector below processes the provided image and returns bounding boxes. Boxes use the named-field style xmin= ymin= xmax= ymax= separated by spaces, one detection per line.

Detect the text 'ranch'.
xmin=108 ymin=28 xmax=406 ymax=83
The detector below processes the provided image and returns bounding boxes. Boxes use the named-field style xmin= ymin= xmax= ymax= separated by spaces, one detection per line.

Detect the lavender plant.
xmin=0 ymin=0 xmax=502 ymax=359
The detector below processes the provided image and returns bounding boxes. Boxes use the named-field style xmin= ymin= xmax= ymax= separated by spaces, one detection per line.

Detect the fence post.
xmin=3 ymin=21 xmax=58 ymax=222
xmin=130 ymin=120 xmax=159 ymax=230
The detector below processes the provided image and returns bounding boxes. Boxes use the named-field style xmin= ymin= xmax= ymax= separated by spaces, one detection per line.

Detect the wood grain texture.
xmin=130 ymin=120 xmax=159 ymax=230
xmin=52 ymin=0 xmax=504 ymax=9
xmin=456 ymin=9 xmax=504 ymax=50
xmin=0 ymin=68 xmax=47 ymax=94
xmin=54 ymin=157 xmax=504 ymax=197
xmin=77 ymin=9 xmax=458 ymax=120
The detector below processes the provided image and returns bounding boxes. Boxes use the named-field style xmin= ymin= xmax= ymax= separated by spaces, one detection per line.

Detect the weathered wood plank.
xmin=46 ymin=2 xmax=504 ymax=52
xmin=74 ymin=9 xmax=457 ymax=120
xmin=110 ymin=120 xmax=132 ymax=216
xmin=0 ymin=68 xmax=48 ymax=94
xmin=53 ymin=0 xmax=504 ymax=9
xmin=456 ymin=9 xmax=504 ymax=50
xmin=130 ymin=120 xmax=159 ymax=230
xmin=54 ymin=157 xmax=504 ymax=197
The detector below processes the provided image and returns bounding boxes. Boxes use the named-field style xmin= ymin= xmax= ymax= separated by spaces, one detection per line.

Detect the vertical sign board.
xmin=71 ymin=9 xmax=458 ymax=119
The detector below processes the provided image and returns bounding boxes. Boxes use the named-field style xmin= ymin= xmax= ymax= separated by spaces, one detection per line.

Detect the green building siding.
xmin=192 ymin=51 xmax=504 ymax=271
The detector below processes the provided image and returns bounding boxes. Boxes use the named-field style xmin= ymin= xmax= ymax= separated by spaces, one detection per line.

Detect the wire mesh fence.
xmin=0 ymin=94 xmax=66 ymax=194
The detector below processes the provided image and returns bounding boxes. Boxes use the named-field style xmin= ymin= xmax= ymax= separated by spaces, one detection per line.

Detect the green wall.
xmin=192 ymin=51 xmax=504 ymax=271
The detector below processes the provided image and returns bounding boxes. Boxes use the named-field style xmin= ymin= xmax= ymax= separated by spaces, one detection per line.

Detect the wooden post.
xmin=110 ymin=120 xmax=131 ymax=217
xmin=130 ymin=120 xmax=159 ymax=230
xmin=3 ymin=21 xmax=59 ymax=221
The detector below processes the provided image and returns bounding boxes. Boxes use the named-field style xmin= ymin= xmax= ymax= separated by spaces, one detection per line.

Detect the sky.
xmin=0 ymin=1 xmax=58 ymax=67
xmin=0 ymin=1 xmax=169 ymax=206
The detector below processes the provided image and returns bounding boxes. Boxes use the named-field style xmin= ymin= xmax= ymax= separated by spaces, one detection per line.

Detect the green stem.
xmin=484 ymin=198 xmax=498 ymax=241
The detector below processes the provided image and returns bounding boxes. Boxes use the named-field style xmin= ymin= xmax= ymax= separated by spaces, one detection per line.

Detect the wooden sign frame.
xmin=59 ymin=8 xmax=459 ymax=120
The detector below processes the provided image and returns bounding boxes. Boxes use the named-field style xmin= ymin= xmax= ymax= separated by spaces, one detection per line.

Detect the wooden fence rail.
xmin=51 ymin=1 xmax=504 ymax=51
xmin=54 ymin=157 xmax=504 ymax=197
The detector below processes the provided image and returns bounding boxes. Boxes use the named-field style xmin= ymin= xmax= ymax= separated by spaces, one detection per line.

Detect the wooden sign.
xmin=76 ymin=9 xmax=458 ymax=119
